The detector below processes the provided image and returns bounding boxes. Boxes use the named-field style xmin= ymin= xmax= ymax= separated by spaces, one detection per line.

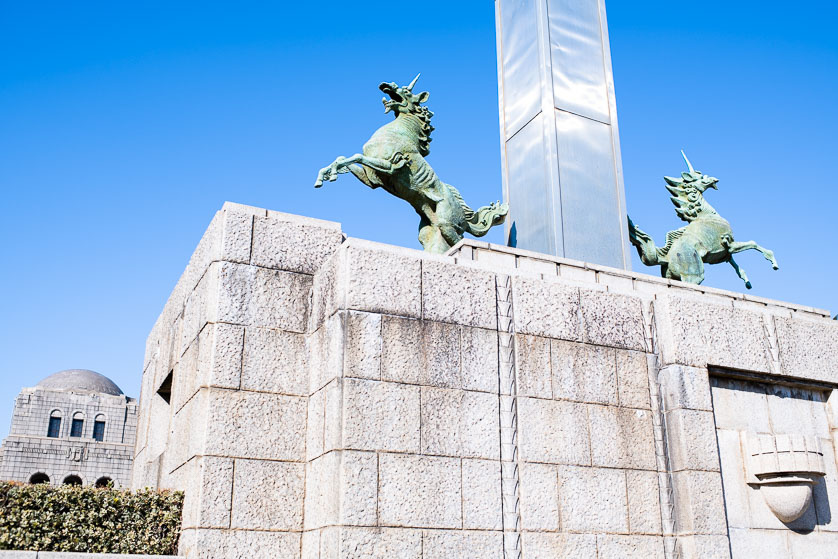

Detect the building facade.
xmin=0 ymin=369 xmax=137 ymax=487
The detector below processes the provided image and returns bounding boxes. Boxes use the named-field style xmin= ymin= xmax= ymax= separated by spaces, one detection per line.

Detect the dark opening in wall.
xmin=93 ymin=419 xmax=106 ymax=442
xmin=156 ymin=370 xmax=173 ymax=404
xmin=29 ymin=472 xmax=50 ymax=484
xmin=95 ymin=476 xmax=112 ymax=488
xmin=63 ymin=475 xmax=82 ymax=486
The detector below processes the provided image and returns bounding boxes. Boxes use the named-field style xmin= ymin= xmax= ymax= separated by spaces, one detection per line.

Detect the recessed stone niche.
xmin=711 ymin=374 xmax=838 ymax=556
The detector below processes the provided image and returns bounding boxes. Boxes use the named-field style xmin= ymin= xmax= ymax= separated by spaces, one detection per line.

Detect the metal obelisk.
xmin=495 ymin=0 xmax=631 ymax=270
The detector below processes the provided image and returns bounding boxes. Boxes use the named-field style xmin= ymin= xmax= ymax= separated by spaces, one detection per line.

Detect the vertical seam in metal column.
xmin=496 ymin=274 xmax=521 ymax=559
xmin=535 ymin=0 xmax=564 ymax=257
xmin=643 ymin=300 xmax=680 ymax=559
xmin=494 ymin=0 xmax=512 ymax=245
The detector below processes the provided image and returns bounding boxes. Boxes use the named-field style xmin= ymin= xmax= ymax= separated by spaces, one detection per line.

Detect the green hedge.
xmin=0 ymin=481 xmax=183 ymax=554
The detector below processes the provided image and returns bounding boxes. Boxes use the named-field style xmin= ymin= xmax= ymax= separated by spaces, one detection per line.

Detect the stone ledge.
xmin=449 ymin=239 xmax=832 ymax=319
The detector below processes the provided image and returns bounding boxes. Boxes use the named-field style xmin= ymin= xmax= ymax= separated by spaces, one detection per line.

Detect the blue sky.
xmin=1 ymin=1 xmax=836 ymax=437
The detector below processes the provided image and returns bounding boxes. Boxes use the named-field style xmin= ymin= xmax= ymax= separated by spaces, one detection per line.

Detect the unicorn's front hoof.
xmin=746 ymin=281 xmax=753 ymax=289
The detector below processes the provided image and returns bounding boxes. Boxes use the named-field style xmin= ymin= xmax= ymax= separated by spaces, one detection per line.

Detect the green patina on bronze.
xmin=314 ymin=75 xmax=508 ymax=253
xmin=628 ymin=152 xmax=778 ymax=289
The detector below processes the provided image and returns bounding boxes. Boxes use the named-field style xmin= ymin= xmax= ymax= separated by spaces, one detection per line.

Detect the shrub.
xmin=0 ymin=481 xmax=183 ymax=554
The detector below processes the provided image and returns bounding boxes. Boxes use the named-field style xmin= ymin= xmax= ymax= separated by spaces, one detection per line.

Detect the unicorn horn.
xmin=681 ymin=150 xmax=695 ymax=174
xmin=407 ymin=73 xmax=421 ymax=91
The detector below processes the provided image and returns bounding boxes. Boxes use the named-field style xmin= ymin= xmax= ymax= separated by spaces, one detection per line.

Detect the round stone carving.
xmin=757 ymin=474 xmax=820 ymax=523
xmin=747 ymin=433 xmax=825 ymax=524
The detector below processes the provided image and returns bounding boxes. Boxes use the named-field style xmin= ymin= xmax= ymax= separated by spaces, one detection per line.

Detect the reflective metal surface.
xmin=495 ymin=0 xmax=631 ymax=270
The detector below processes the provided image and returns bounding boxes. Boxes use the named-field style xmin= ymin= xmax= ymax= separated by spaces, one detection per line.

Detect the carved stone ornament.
xmin=746 ymin=433 xmax=825 ymax=523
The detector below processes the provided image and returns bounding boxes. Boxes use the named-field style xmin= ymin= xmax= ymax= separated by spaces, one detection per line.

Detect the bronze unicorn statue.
xmin=314 ymin=74 xmax=508 ymax=253
xmin=628 ymin=152 xmax=778 ymax=289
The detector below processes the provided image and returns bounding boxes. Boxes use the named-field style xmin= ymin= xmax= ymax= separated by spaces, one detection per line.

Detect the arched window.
xmin=63 ymin=475 xmax=82 ymax=486
xmin=95 ymin=476 xmax=112 ymax=488
xmin=29 ymin=472 xmax=50 ymax=484
xmin=47 ymin=410 xmax=62 ymax=438
xmin=70 ymin=412 xmax=84 ymax=437
xmin=92 ymin=414 xmax=106 ymax=442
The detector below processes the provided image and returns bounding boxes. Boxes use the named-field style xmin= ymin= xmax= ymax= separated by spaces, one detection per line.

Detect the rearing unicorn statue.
xmin=314 ymin=74 xmax=508 ymax=253
xmin=628 ymin=152 xmax=779 ymax=289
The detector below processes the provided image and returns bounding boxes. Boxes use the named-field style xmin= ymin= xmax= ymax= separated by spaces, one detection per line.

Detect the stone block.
xmin=182 ymin=456 xmax=234 ymax=529
xmin=197 ymin=323 xmax=244 ymax=391
xmin=512 ymin=276 xmax=581 ymax=341
xmin=204 ymin=389 xmax=306 ymax=461
xmin=728 ymin=527 xmax=788 ymax=558
xmin=558 ymin=466 xmax=628 ymax=533
xmin=616 ymin=349 xmax=651 ymax=409
xmin=627 ymin=469 xmax=662 ymax=534
xmin=324 ymin=526 xmax=422 ymax=559
xmin=378 ymin=453 xmax=462 ymax=529
xmin=422 ymin=259 xmax=497 ymax=329
xmin=340 ymin=450 xmax=378 ymax=526
xmin=241 ymin=327 xmax=307 ymax=395
xmin=765 ymin=384 xmax=830 ymax=436
xmin=420 ymin=387 xmax=499 ymax=459
xmin=659 ymin=365 xmax=712 ymax=412
xmin=306 ymin=385 xmax=325 ymax=460
xmin=342 ymin=379 xmax=420 ymax=453
xmin=520 ymin=533 xmax=598 ymax=559
xmin=671 ymin=470 xmax=728 ymax=535
xmin=666 ymin=409 xmax=720 ymax=472
xmin=580 ymin=288 xmax=646 ymax=350
xmin=322 ymin=379 xmax=343 ymax=454
xmin=675 ymin=535 xmax=732 ymax=559
xmin=381 ymin=317 xmax=460 ymax=388
xmin=588 ymin=405 xmax=655 ymax=470
xmin=461 ymin=326 xmax=499 ymax=393
xmin=216 ymin=262 xmax=311 ymax=333
xmin=344 ymin=241 xmax=422 ymax=318
xmin=422 ymin=530 xmax=503 ymax=559
xmin=231 ymin=459 xmax=304 ymax=531
xmin=180 ymin=528 xmax=300 ymax=559
xmin=219 ymin=204 xmax=257 ymax=264
xmin=709 ymin=377 xmax=772 ymax=433
xmin=310 ymin=248 xmax=341 ymax=331
xmin=551 ymin=340 xmax=617 ymax=405
xmin=655 ymin=294 xmax=770 ymax=372
xmin=515 ymin=334 xmax=552 ymax=399
xmin=787 ymin=530 xmax=838 ymax=558
xmin=519 ymin=397 xmax=590 ymax=465
xmin=714 ymin=429 xmax=749 ymax=529
xmin=775 ymin=315 xmax=838 ymax=383
xmin=461 ymin=458 xmax=502 ymax=530
xmin=309 ymin=311 xmax=345 ymax=394
xmin=344 ymin=311 xmax=382 ymax=381
xmin=251 ymin=212 xmax=344 ymax=274
xmin=519 ymin=462 xmax=559 ymax=531
xmin=302 ymin=531 xmax=320 ymax=559
xmin=181 ymin=265 xmax=219 ymax=355
xmin=596 ymin=535 xmax=665 ymax=559
xmin=305 ymin=451 xmax=340 ymax=530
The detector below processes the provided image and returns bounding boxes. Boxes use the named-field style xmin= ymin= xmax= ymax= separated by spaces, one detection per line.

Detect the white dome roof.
xmin=36 ymin=369 xmax=123 ymax=396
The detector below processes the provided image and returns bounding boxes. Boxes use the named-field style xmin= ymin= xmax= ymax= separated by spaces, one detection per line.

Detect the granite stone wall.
xmin=133 ymin=203 xmax=838 ymax=559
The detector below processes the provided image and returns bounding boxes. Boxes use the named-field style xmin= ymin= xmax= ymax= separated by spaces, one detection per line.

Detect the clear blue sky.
xmin=1 ymin=1 xmax=836 ymax=436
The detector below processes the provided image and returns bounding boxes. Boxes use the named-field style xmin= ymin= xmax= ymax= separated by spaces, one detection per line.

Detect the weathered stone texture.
xmin=378 ymin=454 xmax=462 ymax=529
xmin=230 ymin=459 xmax=304 ymax=531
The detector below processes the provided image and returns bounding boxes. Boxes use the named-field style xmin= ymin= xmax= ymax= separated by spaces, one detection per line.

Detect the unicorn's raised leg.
xmin=315 ymin=153 xmax=406 ymax=187
xmin=728 ymin=240 xmax=779 ymax=270
xmin=728 ymin=256 xmax=752 ymax=289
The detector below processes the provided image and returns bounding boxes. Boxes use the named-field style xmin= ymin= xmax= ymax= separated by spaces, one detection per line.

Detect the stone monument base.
xmin=132 ymin=202 xmax=838 ymax=559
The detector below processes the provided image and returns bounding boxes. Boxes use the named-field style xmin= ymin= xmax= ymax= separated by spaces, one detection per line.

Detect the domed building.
xmin=0 ymin=369 xmax=137 ymax=487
